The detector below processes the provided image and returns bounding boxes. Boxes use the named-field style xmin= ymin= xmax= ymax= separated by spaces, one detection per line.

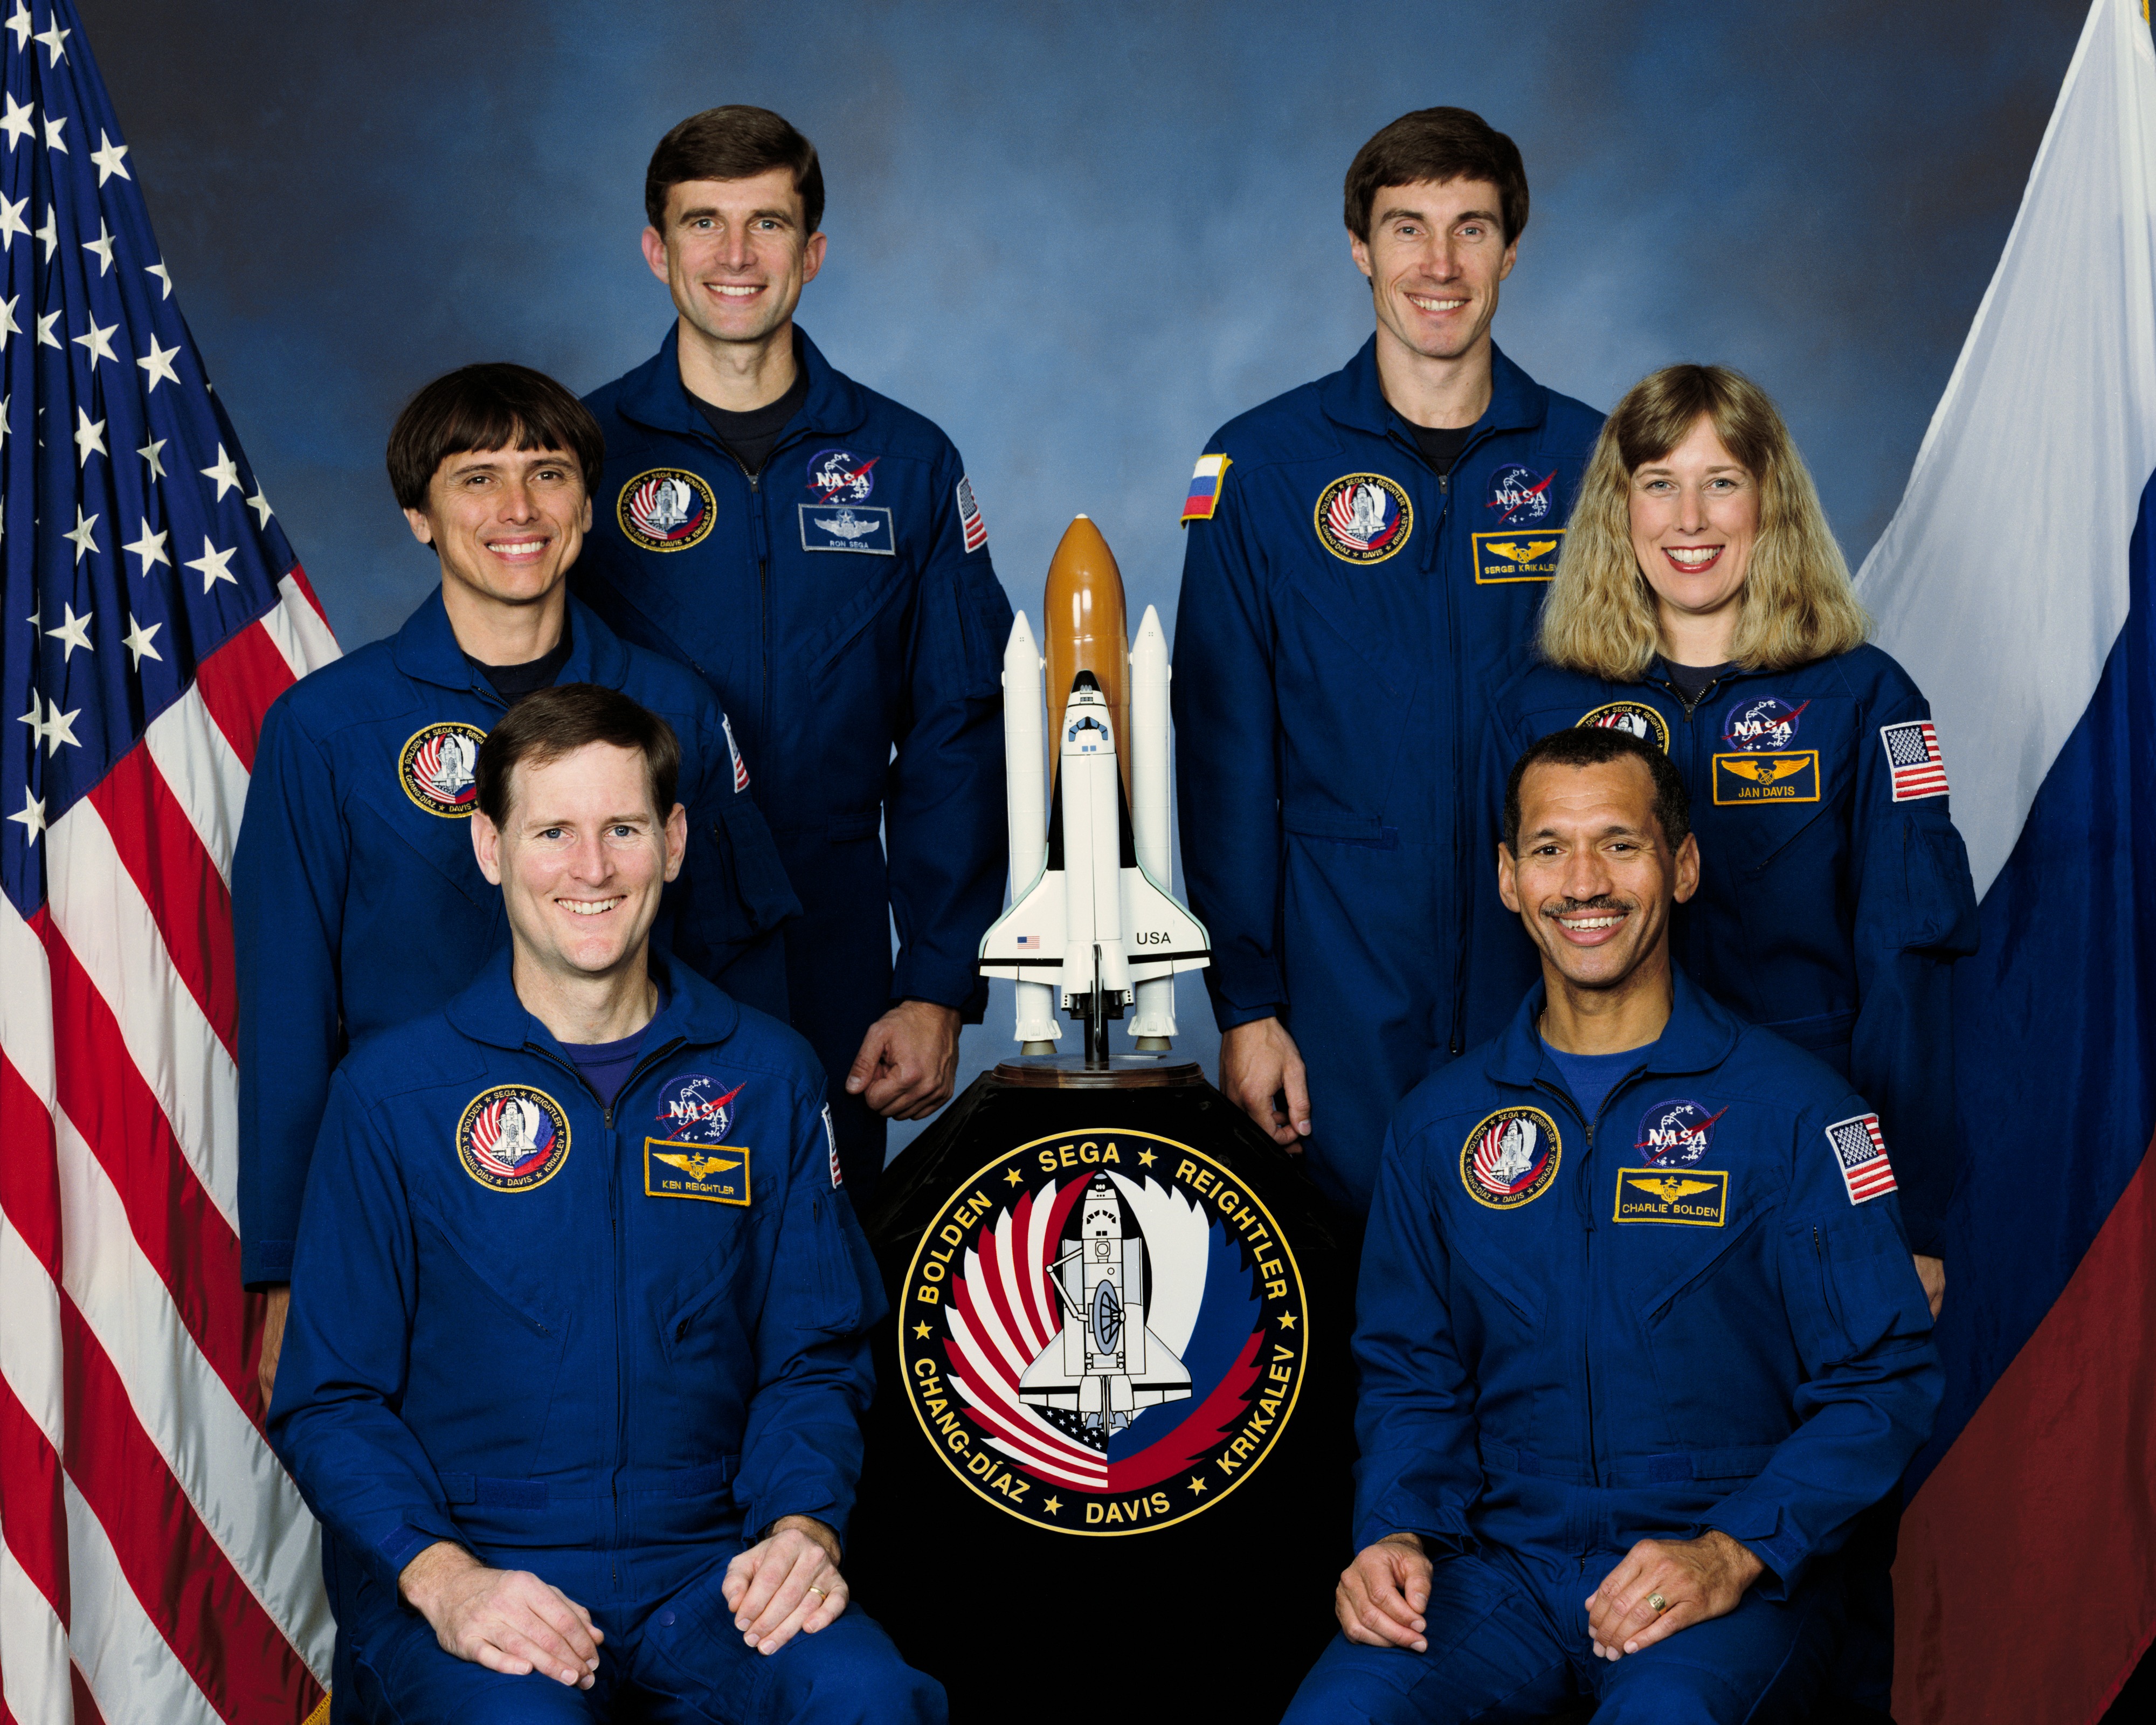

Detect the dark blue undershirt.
xmin=562 ymin=1017 xmax=653 ymax=1111
xmin=1542 ymin=1039 xmax=1650 ymax=1129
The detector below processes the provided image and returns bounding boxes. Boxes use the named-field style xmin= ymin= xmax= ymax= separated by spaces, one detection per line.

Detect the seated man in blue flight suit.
xmin=269 ymin=684 xmax=942 ymax=1723
xmin=1283 ymin=726 xmax=1940 ymax=1723
xmin=236 ymin=363 xmax=799 ymax=1408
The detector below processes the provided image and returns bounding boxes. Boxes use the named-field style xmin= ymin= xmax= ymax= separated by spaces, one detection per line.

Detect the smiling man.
xmin=573 ymin=106 xmax=1013 ymax=1197
xmin=236 ymin=364 xmax=799 ymax=1410
xmin=1173 ymin=107 xmax=1605 ymax=1215
xmin=268 ymin=685 xmax=944 ymax=1723
xmin=1281 ymin=725 xmax=1940 ymax=1723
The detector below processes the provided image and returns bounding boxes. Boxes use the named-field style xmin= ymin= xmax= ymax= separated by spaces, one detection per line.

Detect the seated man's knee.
xmin=764 ymin=1612 xmax=947 ymax=1724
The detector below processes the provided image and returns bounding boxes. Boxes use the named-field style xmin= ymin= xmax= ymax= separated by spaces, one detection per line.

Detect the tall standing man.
xmin=1174 ymin=108 xmax=1604 ymax=1211
xmin=576 ymin=106 xmax=1013 ymax=1195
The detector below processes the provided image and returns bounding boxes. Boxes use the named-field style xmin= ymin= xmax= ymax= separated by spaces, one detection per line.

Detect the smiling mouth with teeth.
xmin=563 ymin=898 xmax=623 ymax=916
xmin=1664 ymin=546 xmax=1723 ymax=568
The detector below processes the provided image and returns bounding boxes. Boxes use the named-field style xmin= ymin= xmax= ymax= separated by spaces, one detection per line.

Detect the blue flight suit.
xmin=1173 ymin=338 xmax=1602 ymax=1211
xmin=268 ymin=949 xmax=943 ymax=1723
xmin=575 ymin=328 xmax=1012 ymax=1192
xmin=1284 ymin=972 xmax=1941 ymax=1723
xmin=233 ymin=590 xmax=798 ymax=1288
xmin=1470 ymin=646 xmax=1980 ymax=1258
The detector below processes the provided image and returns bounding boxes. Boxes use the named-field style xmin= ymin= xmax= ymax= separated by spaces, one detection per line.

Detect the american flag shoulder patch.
xmin=823 ymin=1103 xmax=843 ymax=1189
xmin=1825 ymin=1112 xmax=1897 ymax=1205
xmin=956 ymin=475 xmax=988 ymax=553
xmin=1182 ymin=452 xmax=1232 ymax=523
xmin=722 ymin=713 xmax=749 ymax=791
xmin=1880 ymin=719 xmax=1950 ymax=802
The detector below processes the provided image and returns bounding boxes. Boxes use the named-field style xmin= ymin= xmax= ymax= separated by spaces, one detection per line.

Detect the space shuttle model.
xmin=978 ymin=516 xmax=1210 ymax=1060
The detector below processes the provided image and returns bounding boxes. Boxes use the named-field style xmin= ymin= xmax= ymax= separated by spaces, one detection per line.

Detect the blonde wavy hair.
xmin=1538 ymin=364 xmax=1869 ymax=679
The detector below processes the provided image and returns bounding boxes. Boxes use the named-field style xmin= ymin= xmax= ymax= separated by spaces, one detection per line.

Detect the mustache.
xmin=1541 ymin=896 xmax=1629 ymax=918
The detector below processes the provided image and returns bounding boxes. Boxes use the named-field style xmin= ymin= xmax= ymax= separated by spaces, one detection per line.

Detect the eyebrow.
xmin=1634 ymin=461 xmax=1747 ymax=478
xmin=675 ymin=204 xmax=794 ymax=225
xmin=1378 ymin=203 xmax=1501 ymax=228
xmin=1523 ymin=822 xmax=1649 ymax=842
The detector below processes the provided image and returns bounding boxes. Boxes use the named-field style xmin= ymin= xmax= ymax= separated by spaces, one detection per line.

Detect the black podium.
xmin=848 ymin=1057 xmax=1358 ymax=1723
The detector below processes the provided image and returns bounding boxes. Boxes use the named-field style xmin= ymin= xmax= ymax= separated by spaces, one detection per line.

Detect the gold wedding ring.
xmin=1647 ymin=1592 xmax=1668 ymax=1613
xmin=805 ymin=1584 xmax=828 ymax=1602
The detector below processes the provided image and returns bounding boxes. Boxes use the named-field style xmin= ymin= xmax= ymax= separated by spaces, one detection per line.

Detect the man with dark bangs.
xmin=235 ymin=363 xmax=800 ymax=1413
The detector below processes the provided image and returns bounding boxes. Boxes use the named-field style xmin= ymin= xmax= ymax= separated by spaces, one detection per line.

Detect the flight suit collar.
xmin=445 ymin=943 xmax=742 ymax=1057
xmin=1318 ymin=334 xmax=1551 ymax=443
xmin=613 ymin=321 xmax=869 ymax=445
xmin=388 ymin=590 xmax=632 ymax=698
xmin=1486 ymin=965 xmax=1743 ymax=1092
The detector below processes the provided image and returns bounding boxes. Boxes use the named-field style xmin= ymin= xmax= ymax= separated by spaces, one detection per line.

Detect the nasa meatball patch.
xmin=1460 ymin=1106 xmax=1561 ymax=1210
xmin=398 ymin=721 xmax=487 ymax=817
xmin=1487 ymin=463 xmax=1557 ymax=525
xmin=653 ymin=1074 xmax=743 ymax=1145
xmin=457 ymin=1085 xmax=572 ymax=1193
xmin=618 ymin=467 xmax=717 ymax=553
xmin=897 ymin=1130 xmax=1309 ymax=1535
xmin=1314 ymin=473 xmax=1412 ymax=564
xmin=1577 ymin=700 xmax=1671 ymax=754
xmin=1635 ymin=1099 xmax=1727 ymax=1167
xmin=806 ymin=447 xmax=878 ymax=504
xmin=1722 ymin=695 xmax=1810 ymax=752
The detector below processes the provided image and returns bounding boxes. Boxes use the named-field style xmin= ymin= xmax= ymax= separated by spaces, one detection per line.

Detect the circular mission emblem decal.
xmin=899 ymin=1130 xmax=1309 ymax=1536
xmin=617 ymin=467 xmax=717 ymax=553
xmin=1461 ymin=1106 xmax=1562 ymax=1210
xmin=456 ymin=1085 xmax=572 ymax=1192
xmin=1313 ymin=473 xmax=1412 ymax=564
xmin=1577 ymin=701 xmax=1671 ymax=754
xmin=398 ymin=721 xmax=488 ymax=817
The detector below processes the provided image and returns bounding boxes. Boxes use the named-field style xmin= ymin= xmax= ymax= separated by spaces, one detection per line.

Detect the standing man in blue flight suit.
xmin=1281 ymin=726 xmax=1939 ymax=1722
xmin=236 ymin=364 xmax=797 ymax=1404
xmin=1174 ymin=107 xmax=1604 ymax=1211
xmin=575 ymin=106 xmax=1012 ymax=1196
xmin=270 ymin=685 xmax=943 ymax=1722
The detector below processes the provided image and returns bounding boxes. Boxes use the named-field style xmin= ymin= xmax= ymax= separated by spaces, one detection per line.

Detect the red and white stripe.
xmin=1 ymin=574 xmax=338 ymax=1725
xmin=1882 ymin=720 xmax=1952 ymax=801
xmin=1827 ymin=1111 xmax=1899 ymax=1205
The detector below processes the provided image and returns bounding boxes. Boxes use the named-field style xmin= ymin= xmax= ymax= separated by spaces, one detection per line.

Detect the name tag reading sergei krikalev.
xmin=798 ymin=504 xmax=895 ymax=555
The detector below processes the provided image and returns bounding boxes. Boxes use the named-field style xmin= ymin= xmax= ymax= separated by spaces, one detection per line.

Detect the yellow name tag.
xmin=1473 ymin=529 xmax=1564 ymax=583
xmin=1613 ymin=1168 xmax=1729 ymax=1226
xmin=644 ymin=1138 xmax=750 ymax=1206
xmin=1712 ymin=750 xmax=1820 ymax=805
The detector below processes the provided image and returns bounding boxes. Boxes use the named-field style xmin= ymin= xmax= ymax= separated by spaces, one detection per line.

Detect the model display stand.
xmin=849 ymin=1054 xmax=1356 ymax=1722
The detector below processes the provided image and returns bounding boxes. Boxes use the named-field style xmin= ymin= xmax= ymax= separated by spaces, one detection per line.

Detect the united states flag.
xmin=1881 ymin=718 xmax=1951 ymax=802
xmin=1826 ymin=1112 xmax=1898 ymax=1205
xmin=1 ymin=5 xmax=336 ymax=1723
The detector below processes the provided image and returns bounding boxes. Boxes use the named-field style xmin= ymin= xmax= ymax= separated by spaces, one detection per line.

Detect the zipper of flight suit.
xmin=1537 ymin=1067 xmax=1647 ymax=1493
xmin=526 ymin=1037 xmax=686 ymax=1586
xmin=1394 ymin=425 xmax=1499 ymax=1061
xmin=1659 ymin=671 xmax=1724 ymax=991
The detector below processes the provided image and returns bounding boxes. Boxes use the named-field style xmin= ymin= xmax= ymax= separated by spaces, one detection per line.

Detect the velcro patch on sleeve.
xmin=1825 ymin=1112 xmax=1896 ymax=1204
xmin=956 ymin=475 xmax=988 ymax=553
xmin=1181 ymin=452 xmax=1231 ymax=523
xmin=1879 ymin=720 xmax=1950 ymax=801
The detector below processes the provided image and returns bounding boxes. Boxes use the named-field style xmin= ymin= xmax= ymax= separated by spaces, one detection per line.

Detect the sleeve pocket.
xmin=709 ymin=793 xmax=802 ymax=942
xmin=1817 ymin=1212 xmax=1934 ymax=1357
xmin=1898 ymin=820 xmax=1980 ymax=956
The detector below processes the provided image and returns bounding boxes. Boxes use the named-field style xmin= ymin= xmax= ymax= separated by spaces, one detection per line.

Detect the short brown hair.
xmin=645 ymin=106 xmax=824 ymax=233
xmin=387 ymin=364 xmax=605 ymax=512
xmin=1537 ymin=364 xmax=1870 ymax=680
xmin=1503 ymin=726 xmax=1690 ymax=853
xmin=475 ymin=684 xmax=681 ymax=827
xmin=1344 ymin=108 xmax=1528 ymax=243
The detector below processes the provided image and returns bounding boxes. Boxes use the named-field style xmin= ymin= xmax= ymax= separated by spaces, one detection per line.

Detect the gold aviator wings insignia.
xmin=1630 ymin=1176 xmax=1715 ymax=1202
xmin=655 ymin=1151 xmax=740 ymax=1182
xmin=1487 ymin=538 xmax=1558 ymax=562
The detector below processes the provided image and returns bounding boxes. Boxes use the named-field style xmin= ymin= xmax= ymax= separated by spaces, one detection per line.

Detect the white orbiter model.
xmin=978 ymin=517 xmax=1211 ymax=1060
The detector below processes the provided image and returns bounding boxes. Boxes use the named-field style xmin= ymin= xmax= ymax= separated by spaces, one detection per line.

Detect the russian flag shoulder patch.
xmin=1181 ymin=452 xmax=1232 ymax=523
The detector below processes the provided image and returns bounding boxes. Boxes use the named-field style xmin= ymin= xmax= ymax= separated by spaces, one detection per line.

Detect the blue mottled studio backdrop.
xmin=91 ymin=0 xmax=2085 ymax=1150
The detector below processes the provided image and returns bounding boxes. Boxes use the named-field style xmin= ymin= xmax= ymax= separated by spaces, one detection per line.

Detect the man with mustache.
xmin=1283 ymin=725 xmax=1939 ymax=1722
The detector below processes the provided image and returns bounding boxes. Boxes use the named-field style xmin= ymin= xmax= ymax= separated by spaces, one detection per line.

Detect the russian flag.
xmin=1182 ymin=452 xmax=1231 ymax=523
xmin=1855 ymin=2 xmax=2156 ymax=1718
